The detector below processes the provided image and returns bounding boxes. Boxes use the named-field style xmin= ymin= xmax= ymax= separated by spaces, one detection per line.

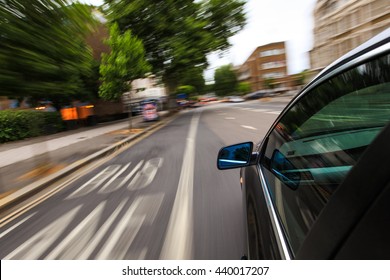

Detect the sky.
xmin=80 ymin=0 xmax=317 ymax=81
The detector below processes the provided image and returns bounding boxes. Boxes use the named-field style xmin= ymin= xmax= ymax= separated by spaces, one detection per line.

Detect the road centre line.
xmin=268 ymin=111 xmax=282 ymax=115
xmin=160 ymin=111 xmax=200 ymax=259
xmin=241 ymin=125 xmax=258 ymax=130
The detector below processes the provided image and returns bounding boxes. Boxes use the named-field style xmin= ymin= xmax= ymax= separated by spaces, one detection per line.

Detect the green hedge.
xmin=0 ymin=110 xmax=64 ymax=143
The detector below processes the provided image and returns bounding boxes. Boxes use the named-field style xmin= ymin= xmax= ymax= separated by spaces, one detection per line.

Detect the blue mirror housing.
xmin=217 ymin=142 xmax=254 ymax=170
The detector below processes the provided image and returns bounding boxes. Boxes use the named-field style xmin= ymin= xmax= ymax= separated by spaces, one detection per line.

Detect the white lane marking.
xmin=128 ymin=158 xmax=163 ymax=190
xmin=4 ymin=206 xmax=82 ymax=259
xmin=96 ymin=199 xmax=143 ymax=260
xmin=234 ymin=107 xmax=281 ymax=114
xmin=241 ymin=125 xmax=258 ymax=130
xmin=114 ymin=160 xmax=144 ymax=191
xmin=67 ymin=165 xmax=121 ymax=198
xmin=224 ymin=117 xmax=235 ymax=120
xmin=135 ymin=194 xmax=165 ymax=224
xmin=46 ymin=202 xmax=107 ymax=259
xmin=251 ymin=108 xmax=268 ymax=112
xmin=94 ymin=194 xmax=164 ymax=259
xmin=0 ymin=212 xmax=36 ymax=239
xmin=160 ymin=112 xmax=200 ymax=259
xmin=99 ymin=163 xmax=131 ymax=193
xmin=77 ymin=200 xmax=127 ymax=259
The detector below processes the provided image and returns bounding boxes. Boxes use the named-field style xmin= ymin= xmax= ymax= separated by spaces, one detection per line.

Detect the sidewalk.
xmin=0 ymin=111 xmax=173 ymax=205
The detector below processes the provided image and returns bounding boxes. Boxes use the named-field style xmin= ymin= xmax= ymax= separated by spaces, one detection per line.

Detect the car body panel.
xmin=218 ymin=28 xmax=390 ymax=259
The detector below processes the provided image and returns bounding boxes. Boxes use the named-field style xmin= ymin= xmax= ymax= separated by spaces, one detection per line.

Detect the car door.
xmin=247 ymin=48 xmax=390 ymax=259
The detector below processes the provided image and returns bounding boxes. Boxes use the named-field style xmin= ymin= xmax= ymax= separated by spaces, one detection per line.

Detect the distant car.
xmin=217 ymin=28 xmax=390 ymax=259
xmin=227 ymin=96 xmax=245 ymax=102
xmin=244 ymin=90 xmax=268 ymax=100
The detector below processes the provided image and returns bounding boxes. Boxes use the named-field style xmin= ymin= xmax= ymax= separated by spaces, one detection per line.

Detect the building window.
xmin=262 ymin=61 xmax=286 ymax=69
xmin=260 ymin=49 xmax=285 ymax=57
xmin=263 ymin=72 xmax=285 ymax=79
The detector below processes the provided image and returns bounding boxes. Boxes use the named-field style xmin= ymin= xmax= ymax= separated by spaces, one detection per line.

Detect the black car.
xmin=217 ymin=28 xmax=390 ymax=259
xmin=244 ymin=90 xmax=268 ymax=100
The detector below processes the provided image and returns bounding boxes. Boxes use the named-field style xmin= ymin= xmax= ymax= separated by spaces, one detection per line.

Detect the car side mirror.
xmin=217 ymin=142 xmax=255 ymax=170
xmin=270 ymin=149 xmax=301 ymax=190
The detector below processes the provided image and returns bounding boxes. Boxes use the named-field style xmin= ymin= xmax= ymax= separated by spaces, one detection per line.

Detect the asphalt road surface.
xmin=0 ymin=99 xmax=289 ymax=260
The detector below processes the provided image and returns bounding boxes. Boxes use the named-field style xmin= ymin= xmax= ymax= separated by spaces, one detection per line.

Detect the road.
xmin=0 ymin=99 xmax=289 ymax=260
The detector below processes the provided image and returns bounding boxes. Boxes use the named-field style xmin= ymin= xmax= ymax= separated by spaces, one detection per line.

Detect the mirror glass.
xmin=217 ymin=142 xmax=253 ymax=170
xmin=270 ymin=149 xmax=301 ymax=189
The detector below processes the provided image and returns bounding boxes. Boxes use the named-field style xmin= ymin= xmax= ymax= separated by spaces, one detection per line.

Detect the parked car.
xmin=227 ymin=96 xmax=245 ymax=103
xmin=244 ymin=90 xmax=268 ymax=100
xmin=217 ymin=28 xmax=390 ymax=259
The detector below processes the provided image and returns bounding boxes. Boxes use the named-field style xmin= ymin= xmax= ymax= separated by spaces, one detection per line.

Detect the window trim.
xmin=257 ymin=163 xmax=293 ymax=260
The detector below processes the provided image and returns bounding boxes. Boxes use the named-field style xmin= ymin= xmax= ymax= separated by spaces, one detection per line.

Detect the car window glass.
xmin=261 ymin=53 xmax=390 ymax=255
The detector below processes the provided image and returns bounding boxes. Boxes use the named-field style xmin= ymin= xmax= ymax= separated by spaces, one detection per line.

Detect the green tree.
xmin=99 ymin=23 xmax=151 ymax=101
xmin=177 ymin=67 xmax=205 ymax=94
xmin=0 ymin=0 xmax=96 ymax=106
xmin=104 ymin=0 xmax=246 ymax=93
xmin=237 ymin=81 xmax=251 ymax=95
xmin=214 ymin=64 xmax=238 ymax=96
xmin=176 ymin=85 xmax=195 ymax=96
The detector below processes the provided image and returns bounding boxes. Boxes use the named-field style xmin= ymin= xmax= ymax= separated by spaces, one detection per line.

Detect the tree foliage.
xmin=176 ymin=85 xmax=196 ymax=96
xmin=177 ymin=67 xmax=205 ymax=94
xmin=214 ymin=64 xmax=238 ymax=96
xmin=104 ymin=0 xmax=246 ymax=92
xmin=237 ymin=81 xmax=251 ymax=95
xmin=0 ymin=0 xmax=96 ymax=105
xmin=99 ymin=23 xmax=151 ymax=101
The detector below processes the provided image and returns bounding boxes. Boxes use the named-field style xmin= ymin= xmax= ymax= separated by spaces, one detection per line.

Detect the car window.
xmin=261 ymin=53 xmax=390 ymax=255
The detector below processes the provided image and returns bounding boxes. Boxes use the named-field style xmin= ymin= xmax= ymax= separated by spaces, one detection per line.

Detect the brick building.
xmin=310 ymin=0 xmax=390 ymax=72
xmin=237 ymin=41 xmax=290 ymax=92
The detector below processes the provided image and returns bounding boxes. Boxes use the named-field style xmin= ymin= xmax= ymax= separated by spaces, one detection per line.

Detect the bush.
xmin=0 ymin=110 xmax=64 ymax=143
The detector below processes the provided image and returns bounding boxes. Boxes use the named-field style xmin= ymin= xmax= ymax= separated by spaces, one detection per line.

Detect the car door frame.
xmin=245 ymin=37 xmax=390 ymax=259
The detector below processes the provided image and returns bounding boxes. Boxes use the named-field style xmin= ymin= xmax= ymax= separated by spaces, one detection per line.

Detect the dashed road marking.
xmin=241 ymin=125 xmax=258 ymax=130
xmin=234 ymin=107 xmax=282 ymax=115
